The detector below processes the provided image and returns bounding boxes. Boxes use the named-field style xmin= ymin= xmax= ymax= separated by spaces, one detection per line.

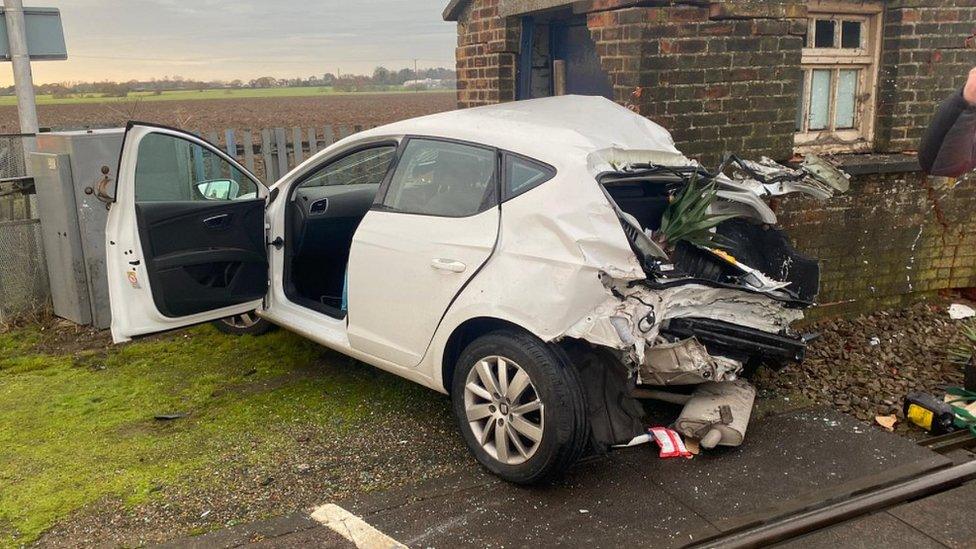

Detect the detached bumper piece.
xmin=662 ymin=317 xmax=806 ymax=366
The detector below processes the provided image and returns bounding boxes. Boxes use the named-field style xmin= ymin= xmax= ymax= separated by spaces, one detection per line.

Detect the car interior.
xmin=284 ymin=139 xmax=502 ymax=319
xmin=285 ymin=144 xmax=398 ymax=318
xmin=600 ymin=170 xmax=820 ymax=303
xmin=133 ymin=132 xmax=269 ymax=318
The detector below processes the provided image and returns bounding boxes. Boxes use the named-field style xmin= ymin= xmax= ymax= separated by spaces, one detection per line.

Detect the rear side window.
xmin=503 ymin=154 xmax=555 ymax=201
xmin=381 ymin=139 xmax=496 ymax=217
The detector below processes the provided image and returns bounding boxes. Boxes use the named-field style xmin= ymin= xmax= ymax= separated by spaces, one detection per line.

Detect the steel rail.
xmin=685 ymin=459 xmax=976 ymax=549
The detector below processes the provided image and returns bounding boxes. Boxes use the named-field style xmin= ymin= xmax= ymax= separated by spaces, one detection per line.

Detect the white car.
xmin=104 ymin=96 xmax=845 ymax=483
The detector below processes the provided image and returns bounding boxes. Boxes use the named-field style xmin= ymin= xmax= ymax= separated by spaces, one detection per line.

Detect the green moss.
xmin=0 ymin=325 xmax=433 ymax=546
xmin=0 ymin=327 xmax=43 ymax=359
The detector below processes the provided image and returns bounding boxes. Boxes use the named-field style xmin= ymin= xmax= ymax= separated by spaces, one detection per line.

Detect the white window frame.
xmin=796 ymin=1 xmax=883 ymax=154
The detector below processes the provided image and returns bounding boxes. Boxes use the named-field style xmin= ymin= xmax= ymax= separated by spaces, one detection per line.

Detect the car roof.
xmin=355 ymin=95 xmax=689 ymax=171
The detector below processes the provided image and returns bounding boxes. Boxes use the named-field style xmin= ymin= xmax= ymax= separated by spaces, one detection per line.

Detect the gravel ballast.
xmin=756 ymin=299 xmax=975 ymax=433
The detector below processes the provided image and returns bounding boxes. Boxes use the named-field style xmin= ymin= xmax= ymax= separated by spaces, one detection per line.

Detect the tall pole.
xmin=4 ymin=0 xmax=39 ymax=172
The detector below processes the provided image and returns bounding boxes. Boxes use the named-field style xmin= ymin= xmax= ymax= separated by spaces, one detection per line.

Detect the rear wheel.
xmin=451 ymin=330 xmax=588 ymax=484
xmin=211 ymin=312 xmax=276 ymax=336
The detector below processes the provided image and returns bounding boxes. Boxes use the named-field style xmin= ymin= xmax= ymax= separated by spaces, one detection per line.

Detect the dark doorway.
xmin=517 ymin=14 xmax=613 ymax=100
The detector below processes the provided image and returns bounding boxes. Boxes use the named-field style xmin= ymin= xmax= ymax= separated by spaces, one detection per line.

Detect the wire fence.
xmin=0 ymin=133 xmax=28 ymax=180
xmin=0 ymin=133 xmax=46 ymax=323
xmin=0 ymin=218 xmax=48 ymax=323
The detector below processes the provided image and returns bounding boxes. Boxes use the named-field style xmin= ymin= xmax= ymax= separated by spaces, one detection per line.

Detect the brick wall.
xmin=454 ymin=0 xmax=976 ymax=160
xmin=588 ymin=4 xmax=808 ymax=165
xmin=777 ymin=168 xmax=976 ymax=317
xmin=585 ymin=7 xmax=648 ymax=107
xmin=454 ymin=0 xmax=520 ymax=108
xmin=451 ymin=0 xmax=976 ymax=315
xmin=876 ymin=1 xmax=976 ymax=152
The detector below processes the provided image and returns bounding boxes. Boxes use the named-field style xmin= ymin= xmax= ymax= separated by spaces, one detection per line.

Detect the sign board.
xmin=0 ymin=7 xmax=66 ymax=61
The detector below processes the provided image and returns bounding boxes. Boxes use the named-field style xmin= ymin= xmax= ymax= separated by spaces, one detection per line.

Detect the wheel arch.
xmin=440 ymin=316 xmax=544 ymax=393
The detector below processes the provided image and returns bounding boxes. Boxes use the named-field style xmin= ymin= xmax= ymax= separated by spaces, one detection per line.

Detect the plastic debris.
xmin=948 ymin=304 xmax=976 ymax=320
xmin=875 ymin=414 xmax=897 ymax=431
xmin=612 ymin=433 xmax=653 ymax=448
xmin=649 ymin=427 xmax=693 ymax=458
xmin=154 ymin=413 xmax=188 ymax=421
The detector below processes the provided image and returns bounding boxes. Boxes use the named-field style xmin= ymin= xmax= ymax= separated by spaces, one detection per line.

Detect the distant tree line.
xmin=0 ymin=66 xmax=457 ymax=97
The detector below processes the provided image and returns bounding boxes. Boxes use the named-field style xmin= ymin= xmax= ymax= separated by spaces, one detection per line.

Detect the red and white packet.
xmin=649 ymin=427 xmax=692 ymax=458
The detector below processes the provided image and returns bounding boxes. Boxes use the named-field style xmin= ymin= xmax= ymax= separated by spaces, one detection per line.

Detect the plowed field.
xmin=0 ymin=91 xmax=456 ymax=133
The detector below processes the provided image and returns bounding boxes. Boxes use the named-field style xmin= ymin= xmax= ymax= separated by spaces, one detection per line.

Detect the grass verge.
xmin=0 ymin=323 xmax=444 ymax=546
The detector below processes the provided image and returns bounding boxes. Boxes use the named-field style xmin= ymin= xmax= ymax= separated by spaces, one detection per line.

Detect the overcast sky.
xmin=1 ymin=0 xmax=457 ymax=85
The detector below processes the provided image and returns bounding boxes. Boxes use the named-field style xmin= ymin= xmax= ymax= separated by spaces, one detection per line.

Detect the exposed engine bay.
xmin=571 ymin=154 xmax=850 ymax=451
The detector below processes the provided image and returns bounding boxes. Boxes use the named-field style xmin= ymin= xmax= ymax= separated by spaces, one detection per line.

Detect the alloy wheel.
xmin=463 ymin=355 xmax=545 ymax=465
xmin=222 ymin=312 xmax=260 ymax=329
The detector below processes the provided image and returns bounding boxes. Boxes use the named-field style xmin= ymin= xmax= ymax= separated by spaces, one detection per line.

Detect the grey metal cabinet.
xmin=31 ymin=129 xmax=123 ymax=329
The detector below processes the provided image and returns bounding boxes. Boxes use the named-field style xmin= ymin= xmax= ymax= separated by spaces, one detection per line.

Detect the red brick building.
xmin=443 ymin=0 xmax=976 ymax=316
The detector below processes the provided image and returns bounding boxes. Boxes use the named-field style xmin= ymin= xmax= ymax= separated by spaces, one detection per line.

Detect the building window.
xmin=796 ymin=1 xmax=883 ymax=153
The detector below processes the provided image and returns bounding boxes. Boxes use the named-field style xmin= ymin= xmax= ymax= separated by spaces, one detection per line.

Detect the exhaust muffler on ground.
xmin=674 ymin=380 xmax=756 ymax=449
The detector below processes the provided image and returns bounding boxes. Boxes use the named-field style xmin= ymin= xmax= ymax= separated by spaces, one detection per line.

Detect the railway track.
xmin=686 ymin=430 xmax=976 ymax=548
xmin=918 ymin=428 xmax=976 ymax=454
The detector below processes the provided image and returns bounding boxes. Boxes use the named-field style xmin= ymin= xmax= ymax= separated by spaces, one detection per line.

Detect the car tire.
xmin=211 ymin=312 xmax=276 ymax=336
xmin=451 ymin=329 xmax=588 ymax=484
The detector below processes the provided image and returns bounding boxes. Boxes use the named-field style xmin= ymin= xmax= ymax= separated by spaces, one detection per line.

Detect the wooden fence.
xmin=197 ymin=124 xmax=373 ymax=183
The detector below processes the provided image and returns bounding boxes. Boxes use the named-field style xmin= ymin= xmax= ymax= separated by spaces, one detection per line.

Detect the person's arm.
xmin=919 ymin=68 xmax=976 ymax=177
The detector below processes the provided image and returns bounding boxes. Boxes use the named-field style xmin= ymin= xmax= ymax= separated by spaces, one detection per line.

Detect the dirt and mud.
xmin=0 ymin=92 xmax=457 ymax=133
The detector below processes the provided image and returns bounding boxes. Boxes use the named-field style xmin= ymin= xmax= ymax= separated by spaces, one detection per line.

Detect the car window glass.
xmin=299 ymin=146 xmax=397 ymax=188
xmin=134 ymin=132 xmax=257 ymax=202
xmin=382 ymin=139 xmax=496 ymax=217
xmin=504 ymin=154 xmax=555 ymax=200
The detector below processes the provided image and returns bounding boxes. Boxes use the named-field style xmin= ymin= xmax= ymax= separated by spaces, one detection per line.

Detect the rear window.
xmin=503 ymin=154 xmax=555 ymax=201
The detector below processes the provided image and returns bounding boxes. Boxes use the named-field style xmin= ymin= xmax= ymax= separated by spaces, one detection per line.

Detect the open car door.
xmin=106 ymin=123 xmax=269 ymax=342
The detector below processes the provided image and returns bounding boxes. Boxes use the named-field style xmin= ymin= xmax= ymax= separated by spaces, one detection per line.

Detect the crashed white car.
xmin=104 ymin=96 xmax=847 ymax=484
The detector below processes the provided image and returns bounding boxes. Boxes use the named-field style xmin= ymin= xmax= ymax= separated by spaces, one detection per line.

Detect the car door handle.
xmin=431 ymin=258 xmax=466 ymax=273
xmin=203 ymin=213 xmax=230 ymax=229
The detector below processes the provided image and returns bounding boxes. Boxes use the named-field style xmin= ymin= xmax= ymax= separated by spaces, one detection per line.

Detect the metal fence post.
xmin=3 ymin=0 xmax=39 ymax=171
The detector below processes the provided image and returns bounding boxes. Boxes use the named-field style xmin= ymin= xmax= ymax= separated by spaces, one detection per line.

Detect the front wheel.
xmin=451 ymin=330 xmax=588 ymax=484
xmin=211 ymin=312 xmax=276 ymax=336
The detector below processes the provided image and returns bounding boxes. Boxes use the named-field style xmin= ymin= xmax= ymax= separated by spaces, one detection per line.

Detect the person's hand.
xmin=965 ymin=67 xmax=976 ymax=105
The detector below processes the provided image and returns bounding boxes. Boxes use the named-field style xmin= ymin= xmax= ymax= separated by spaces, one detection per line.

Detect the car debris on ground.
xmin=948 ymin=303 xmax=976 ymax=320
xmin=648 ymin=427 xmax=693 ymax=458
xmin=154 ymin=413 xmax=189 ymax=421
xmin=875 ymin=414 xmax=898 ymax=432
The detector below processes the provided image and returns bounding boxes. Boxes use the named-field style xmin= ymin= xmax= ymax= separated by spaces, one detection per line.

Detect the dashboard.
xmin=290 ymin=183 xmax=380 ymax=256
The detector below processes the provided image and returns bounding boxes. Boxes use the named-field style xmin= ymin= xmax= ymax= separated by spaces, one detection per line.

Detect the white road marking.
xmin=310 ymin=503 xmax=408 ymax=549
